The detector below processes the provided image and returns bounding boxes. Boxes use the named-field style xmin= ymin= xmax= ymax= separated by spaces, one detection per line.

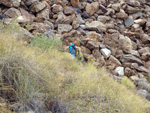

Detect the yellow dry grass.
xmin=0 ymin=28 xmax=150 ymax=112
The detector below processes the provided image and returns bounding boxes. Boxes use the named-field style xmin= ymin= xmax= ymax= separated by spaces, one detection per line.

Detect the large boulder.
xmin=126 ymin=5 xmax=139 ymax=14
xmin=64 ymin=6 xmax=74 ymax=15
xmin=4 ymin=8 xmax=21 ymax=18
xmin=97 ymin=15 xmax=110 ymax=23
xmin=119 ymin=35 xmax=133 ymax=53
xmin=86 ymin=2 xmax=99 ymax=16
xmin=116 ymin=12 xmax=128 ymax=20
xmin=86 ymin=41 xmax=100 ymax=50
xmin=71 ymin=0 xmax=80 ymax=8
xmin=81 ymin=46 xmax=91 ymax=54
xmin=30 ymin=22 xmax=51 ymax=33
xmin=85 ymin=21 xmax=106 ymax=33
xmin=126 ymin=0 xmax=141 ymax=7
xmin=87 ymin=32 xmax=103 ymax=42
xmin=52 ymin=4 xmax=63 ymax=13
xmin=29 ymin=2 xmax=46 ymax=13
xmin=92 ymin=49 xmax=102 ymax=59
xmin=25 ymin=0 xmax=39 ymax=6
xmin=19 ymin=8 xmax=35 ymax=23
xmin=120 ymin=54 xmax=143 ymax=65
xmin=58 ymin=24 xmax=72 ymax=33
xmin=37 ymin=7 xmax=50 ymax=20
xmin=0 ymin=0 xmax=20 ymax=7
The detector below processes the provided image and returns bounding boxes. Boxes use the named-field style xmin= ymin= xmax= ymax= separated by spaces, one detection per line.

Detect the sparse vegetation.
xmin=0 ymin=23 xmax=150 ymax=113
xmin=122 ymin=76 xmax=136 ymax=91
xmin=30 ymin=34 xmax=63 ymax=50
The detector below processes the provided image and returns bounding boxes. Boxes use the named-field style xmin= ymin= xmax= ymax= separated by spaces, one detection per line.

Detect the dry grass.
xmin=0 ymin=23 xmax=150 ymax=112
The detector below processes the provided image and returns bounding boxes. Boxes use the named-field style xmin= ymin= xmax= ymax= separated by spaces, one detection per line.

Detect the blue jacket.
xmin=0 ymin=14 xmax=5 ymax=19
xmin=69 ymin=44 xmax=76 ymax=55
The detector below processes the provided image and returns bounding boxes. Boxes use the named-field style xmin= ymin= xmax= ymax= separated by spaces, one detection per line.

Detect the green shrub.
xmin=0 ymin=19 xmax=22 ymax=35
xmin=30 ymin=34 xmax=63 ymax=51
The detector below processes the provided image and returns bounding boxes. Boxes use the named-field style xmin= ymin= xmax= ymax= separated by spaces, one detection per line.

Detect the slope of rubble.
xmin=0 ymin=0 xmax=150 ymax=100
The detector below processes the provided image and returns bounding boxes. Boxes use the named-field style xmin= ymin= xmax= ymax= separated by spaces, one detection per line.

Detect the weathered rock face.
xmin=25 ymin=0 xmax=39 ymax=6
xmin=119 ymin=35 xmax=133 ymax=53
xmin=120 ymin=54 xmax=143 ymax=65
xmin=4 ymin=8 xmax=21 ymax=18
xmin=0 ymin=0 xmax=20 ymax=7
xmin=52 ymin=4 xmax=63 ymax=13
xmin=30 ymin=2 xmax=46 ymax=13
xmin=86 ymin=2 xmax=99 ymax=16
xmin=71 ymin=0 xmax=80 ymax=8
xmin=58 ymin=24 xmax=72 ymax=33
xmin=86 ymin=21 xmax=106 ymax=33
xmin=1 ymin=0 xmax=150 ymax=101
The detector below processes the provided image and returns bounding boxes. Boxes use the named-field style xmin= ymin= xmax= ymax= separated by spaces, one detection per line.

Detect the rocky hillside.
xmin=0 ymin=0 xmax=150 ymax=100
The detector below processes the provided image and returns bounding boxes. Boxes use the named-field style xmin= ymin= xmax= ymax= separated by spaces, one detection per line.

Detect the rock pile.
xmin=0 ymin=0 xmax=150 ymax=99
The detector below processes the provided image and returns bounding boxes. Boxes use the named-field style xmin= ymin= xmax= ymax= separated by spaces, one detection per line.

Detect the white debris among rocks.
xmin=115 ymin=67 xmax=125 ymax=76
xmin=100 ymin=48 xmax=111 ymax=59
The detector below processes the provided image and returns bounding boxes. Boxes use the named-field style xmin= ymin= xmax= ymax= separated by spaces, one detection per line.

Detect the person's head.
xmin=70 ymin=42 xmax=73 ymax=45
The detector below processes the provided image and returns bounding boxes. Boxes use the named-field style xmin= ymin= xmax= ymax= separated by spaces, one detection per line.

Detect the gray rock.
xmin=138 ymin=0 xmax=146 ymax=4
xmin=86 ymin=21 xmax=106 ymax=33
xmin=111 ymin=3 xmax=120 ymax=12
xmin=58 ymin=24 xmax=72 ymax=33
xmin=136 ymin=66 xmax=150 ymax=73
xmin=30 ymin=22 xmax=51 ymax=33
xmin=120 ymin=54 xmax=143 ymax=65
xmin=4 ymin=8 xmax=21 ymax=18
xmin=81 ymin=11 xmax=90 ymax=19
xmin=100 ymin=48 xmax=111 ymax=59
xmin=109 ymin=55 xmax=121 ymax=66
xmin=114 ymin=67 xmax=125 ymax=76
xmin=97 ymin=15 xmax=110 ymax=23
xmin=130 ymin=76 xmax=140 ymax=82
xmin=0 ymin=0 xmax=20 ymax=7
xmin=141 ymin=34 xmax=150 ymax=43
xmin=92 ymin=49 xmax=102 ymax=58
xmin=124 ymin=18 xmax=134 ymax=27
xmin=112 ymin=75 xmax=122 ymax=82
xmin=126 ymin=0 xmax=140 ymax=7
xmin=29 ymin=2 xmax=46 ymax=13
xmin=137 ymin=89 xmax=148 ymax=98
xmin=25 ymin=0 xmax=39 ymax=6
xmin=77 ymin=14 xmax=85 ymax=24
xmin=126 ymin=5 xmax=139 ymax=14
xmin=37 ymin=7 xmax=50 ymax=20
xmin=64 ymin=6 xmax=74 ymax=15
xmin=52 ymin=4 xmax=63 ymax=13
xmin=131 ymin=12 xmax=142 ymax=20
xmin=135 ymin=79 xmax=150 ymax=92
xmin=81 ymin=46 xmax=91 ymax=54
xmin=119 ymin=35 xmax=133 ymax=53
xmin=86 ymin=41 xmax=100 ymax=50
